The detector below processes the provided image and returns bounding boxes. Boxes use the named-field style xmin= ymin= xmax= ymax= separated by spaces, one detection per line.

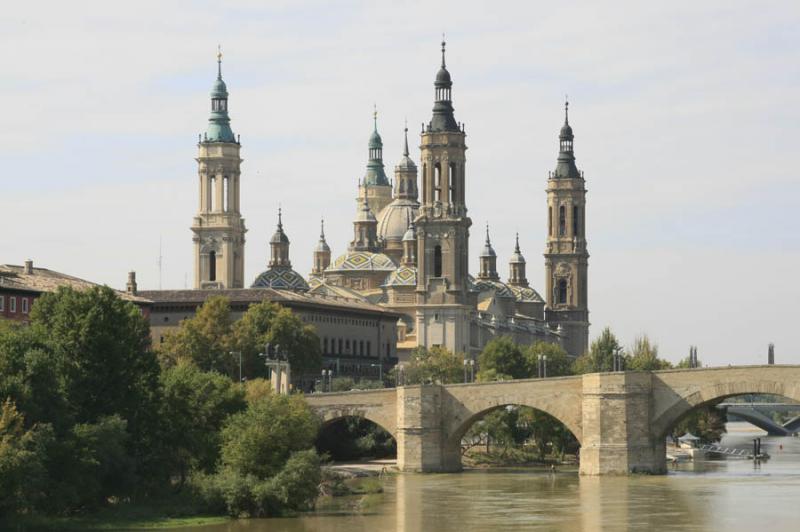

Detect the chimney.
xmin=127 ymin=271 xmax=138 ymax=295
xmin=24 ymin=259 xmax=33 ymax=275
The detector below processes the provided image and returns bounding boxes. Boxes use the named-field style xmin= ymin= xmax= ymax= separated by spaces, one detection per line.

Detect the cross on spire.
xmin=441 ymin=35 xmax=447 ymax=68
xmin=403 ymin=118 xmax=409 ymax=157
xmin=564 ymin=95 xmax=569 ymax=125
xmin=217 ymin=44 xmax=223 ymax=79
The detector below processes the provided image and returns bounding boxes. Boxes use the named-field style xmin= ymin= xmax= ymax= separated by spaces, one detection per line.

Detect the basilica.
xmin=190 ymin=43 xmax=590 ymax=359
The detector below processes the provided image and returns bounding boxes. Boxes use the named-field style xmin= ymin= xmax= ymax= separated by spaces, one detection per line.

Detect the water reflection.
xmin=191 ymin=424 xmax=800 ymax=532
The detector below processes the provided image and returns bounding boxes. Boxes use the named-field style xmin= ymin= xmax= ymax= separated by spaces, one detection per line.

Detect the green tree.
xmin=160 ymin=363 xmax=246 ymax=484
xmin=393 ymin=346 xmax=463 ymax=385
xmin=259 ymin=307 xmax=322 ymax=376
xmin=478 ymin=336 xmax=527 ymax=380
xmin=0 ymin=400 xmax=52 ymax=517
xmin=672 ymin=403 xmax=727 ymax=443
xmin=219 ymin=394 xmax=319 ymax=479
xmin=524 ymin=342 xmax=573 ymax=377
xmin=573 ymin=327 xmax=622 ymax=374
xmin=626 ymin=335 xmax=672 ymax=371
xmin=159 ymin=296 xmax=235 ymax=375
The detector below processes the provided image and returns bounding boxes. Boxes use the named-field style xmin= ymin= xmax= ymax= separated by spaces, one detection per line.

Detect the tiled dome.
xmin=508 ymin=285 xmax=544 ymax=303
xmin=251 ymin=267 xmax=309 ymax=291
xmin=383 ymin=265 xmax=417 ymax=287
xmin=327 ymin=251 xmax=397 ymax=272
xmin=472 ymin=278 xmax=515 ymax=299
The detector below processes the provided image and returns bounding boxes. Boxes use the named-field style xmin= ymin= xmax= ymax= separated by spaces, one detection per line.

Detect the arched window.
xmin=557 ymin=279 xmax=568 ymax=304
xmin=449 ymin=163 xmax=457 ymax=204
xmin=434 ymin=245 xmax=443 ymax=277
xmin=223 ymin=176 xmax=229 ymax=212
xmin=559 ymin=206 xmax=566 ymax=236
xmin=548 ymin=207 xmax=553 ymax=236
xmin=434 ymin=164 xmax=442 ymax=202
xmin=422 ymin=164 xmax=428 ymax=203
xmin=210 ymin=176 xmax=216 ymax=211
xmin=573 ymin=206 xmax=580 ymax=237
xmin=209 ymin=251 xmax=216 ymax=281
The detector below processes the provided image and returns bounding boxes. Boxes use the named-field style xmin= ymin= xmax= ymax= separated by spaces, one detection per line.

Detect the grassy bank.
xmin=1 ymin=514 xmax=229 ymax=531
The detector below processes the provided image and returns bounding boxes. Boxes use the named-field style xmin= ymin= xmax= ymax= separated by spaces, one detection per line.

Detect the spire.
xmin=480 ymin=223 xmax=496 ymax=257
xmin=553 ymin=98 xmax=580 ymax=179
xmin=478 ymin=222 xmax=498 ymax=280
xmin=205 ymin=46 xmax=236 ymax=143
xmin=269 ymin=206 xmax=291 ymax=268
xmin=320 ymin=217 xmax=325 ymax=240
xmin=429 ymin=38 xmax=459 ymax=132
xmin=365 ymin=106 xmax=390 ymax=186
xmin=314 ymin=217 xmax=331 ymax=255
xmin=403 ymin=120 xmax=409 ymax=157
xmin=514 ymin=232 xmax=521 ymax=254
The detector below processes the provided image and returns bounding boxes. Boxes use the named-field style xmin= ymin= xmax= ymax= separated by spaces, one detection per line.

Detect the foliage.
xmin=316 ymin=417 xmax=396 ymax=461
xmin=524 ymin=342 xmax=573 ymax=377
xmin=0 ymin=400 xmax=52 ymax=517
xmin=392 ymin=346 xmax=463 ymax=385
xmin=626 ymin=336 xmax=672 ymax=371
xmin=243 ymin=378 xmax=272 ymax=405
xmin=572 ymin=327 xmax=622 ymax=374
xmin=219 ymin=394 xmax=319 ymax=479
xmin=159 ymin=363 xmax=246 ymax=482
xmin=160 ymin=298 xmax=321 ymax=382
xmin=478 ymin=337 xmax=528 ymax=380
xmin=672 ymin=403 xmax=727 ymax=443
xmin=676 ymin=354 xmax=702 ymax=369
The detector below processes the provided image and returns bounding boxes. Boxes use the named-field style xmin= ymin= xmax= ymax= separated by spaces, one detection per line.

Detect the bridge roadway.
xmin=305 ymin=365 xmax=800 ymax=475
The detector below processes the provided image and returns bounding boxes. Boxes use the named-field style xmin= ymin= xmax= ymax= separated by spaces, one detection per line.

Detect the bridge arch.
xmin=652 ymin=376 xmax=800 ymax=440
xmin=316 ymin=408 xmax=397 ymax=439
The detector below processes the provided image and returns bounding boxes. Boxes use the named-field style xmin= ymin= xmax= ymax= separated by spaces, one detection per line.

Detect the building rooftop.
xmin=0 ymin=263 xmax=148 ymax=304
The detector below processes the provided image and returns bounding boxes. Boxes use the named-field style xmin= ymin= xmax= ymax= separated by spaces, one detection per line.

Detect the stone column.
xmin=580 ymin=372 xmax=665 ymax=475
xmin=396 ymin=385 xmax=455 ymax=472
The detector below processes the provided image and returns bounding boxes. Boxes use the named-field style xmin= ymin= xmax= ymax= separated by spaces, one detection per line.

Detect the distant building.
xmin=0 ymin=260 xmax=150 ymax=323
xmin=181 ymin=42 xmax=590 ymax=358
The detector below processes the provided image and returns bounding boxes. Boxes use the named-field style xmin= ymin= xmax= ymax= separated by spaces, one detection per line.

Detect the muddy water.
xmin=186 ymin=423 xmax=800 ymax=531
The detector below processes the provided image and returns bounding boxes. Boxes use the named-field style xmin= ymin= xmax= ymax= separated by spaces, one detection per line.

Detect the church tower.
xmin=192 ymin=50 xmax=246 ymax=289
xmin=544 ymin=101 xmax=589 ymax=357
xmin=415 ymin=40 xmax=473 ymax=355
xmin=357 ymin=108 xmax=393 ymax=216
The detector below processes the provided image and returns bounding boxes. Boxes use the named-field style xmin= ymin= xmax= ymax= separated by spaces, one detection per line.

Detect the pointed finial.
xmin=403 ymin=118 xmax=409 ymax=157
xmin=217 ymin=44 xmax=223 ymax=79
xmin=277 ymin=205 xmax=283 ymax=229
xmin=485 ymin=222 xmax=491 ymax=244
xmin=373 ymin=103 xmax=378 ymax=131
xmin=514 ymin=232 xmax=520 ymax=253
xmin=441 ymin=35 xmax=447 ymax=68
xmin=564 ymin=95 xmax=569 ymax=125
xmin=320 ymin=218 xmax=326 ymax=239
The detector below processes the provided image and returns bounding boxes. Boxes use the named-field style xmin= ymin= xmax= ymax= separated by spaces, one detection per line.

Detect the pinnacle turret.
xmin=204 ymin=46 xmax=236 ymax=144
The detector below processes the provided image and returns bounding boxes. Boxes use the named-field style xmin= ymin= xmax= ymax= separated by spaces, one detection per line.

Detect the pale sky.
xmin=2 ymin=1 xmax=798 ymax=366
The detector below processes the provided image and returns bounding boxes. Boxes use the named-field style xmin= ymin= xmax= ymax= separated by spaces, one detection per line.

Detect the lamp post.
xmin=542 ymin=355 xmax=547 ymax=378
xmin=463 ymin=359 xmax=469 ymax=383
xmin=230 ymin=351 xmax=242 ymax=384
xmin=469 ymin=359 xmax=475 ymax=382
xmin=397 ymin=364 xmax=405 ymax=387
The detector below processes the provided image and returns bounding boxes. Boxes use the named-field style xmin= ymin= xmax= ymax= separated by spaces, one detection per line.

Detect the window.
xmin=209 ymin=251 xmax=216 ymax=281
xmin=573 ymin=206 xmax=580 ymax=237
xmin=434 ymin=245 xmax=442 ymax=277
xmin=21 ymin=298 xmax=28 ymax=314
xmin=449 ymin=163 xmax=457 ymax=203
xmin=557 ymin=279 xmax=568 ymax=304
xmin=338 ymin=339 xmax=343 ymax=354
xmin=9 ymin=297 xmax=16 ymax=313
xmin=422 ymin=164 xmax=428 ymax=203
xmin=548 ymin=207 xmax=553 ymax=236
xmin=0 ymin=295 xmax=4 ymax=311
xmin=210 ymin=176 xmax=216 ymax=211
xmin=559 ymin=206 xmax=566 ymax=236
xmin=223 ymin=176 xmax=229 ymax=212
xmin=360 ymin=340 xmax=364 ymax=356
xmin=323 ymin=338 xmax=328 ymax=353
xmin=367 ymin=342 xmax=371 ymax=356
xmin=434 ymin=164 xmax=442 ymax=202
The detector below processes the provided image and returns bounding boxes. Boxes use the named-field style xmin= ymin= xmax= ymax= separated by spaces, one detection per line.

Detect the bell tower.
xmin=544 ymin=100 xmax=589 ymax=357
xmin=415 ymin=40 xmax=473 ymax=355
xmin=192 ymin=49 xmax=246 ymax=289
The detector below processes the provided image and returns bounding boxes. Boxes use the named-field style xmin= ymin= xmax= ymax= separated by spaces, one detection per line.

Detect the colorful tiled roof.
xmin=327 ymin=251 xmax=396 ymax=272
xmin=251 ymin=267 xmax=309 ymax=291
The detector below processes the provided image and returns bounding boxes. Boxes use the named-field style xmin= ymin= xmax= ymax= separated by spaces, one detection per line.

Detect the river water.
xmin=189 ymin=423 xmax=800 ymax=531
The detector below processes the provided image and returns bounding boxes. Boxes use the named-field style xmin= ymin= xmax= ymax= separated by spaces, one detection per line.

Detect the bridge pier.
xmin=580 ymin=372 xmax=665 ymax=475
xmin=396 ymin=385 xmax=460 ymax=472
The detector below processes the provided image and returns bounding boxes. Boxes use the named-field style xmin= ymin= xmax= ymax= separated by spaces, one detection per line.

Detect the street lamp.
xmin=397 ymin=364 xmax=405 ymax=387
xmin=321 ymin=369 xmax=332 ymax=392
xmin=463 ymin=359 xmax=475 ymax=383
xmin=463 ymin=359 xmax=469 ymax=383
xmin=230 ymin=351 xmax=242 ymax=384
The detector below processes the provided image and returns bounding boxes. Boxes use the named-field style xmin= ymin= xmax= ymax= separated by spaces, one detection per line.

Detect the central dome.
xmin=251 ymin=267 xmax=309 ymax=291
xmin=376 ymin=199 xmax=419 ymax=242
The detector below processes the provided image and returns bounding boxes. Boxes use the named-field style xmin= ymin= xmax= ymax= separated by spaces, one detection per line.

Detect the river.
xmin=188 ymin=422 xmax=800 ymax=531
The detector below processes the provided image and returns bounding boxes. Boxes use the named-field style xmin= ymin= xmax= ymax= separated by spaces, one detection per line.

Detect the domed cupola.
xmin=204 ymin=47 xmax=237 ymax=144
xmin=508 ymin=233 xmax=528 ymax=287
xmin=251 ymin=208 xmax=309 ymax=291
xmin=311 ymin=218 xmax=332 ymax=276
xmin=351 ymin=188 xmax=380 ymax=252
xmin=478 ymin=224 xmax=499 ymax=281
xmin=553 ymin=99 xmax=581 ymax=180
xmin=364 ymin=107 xmax=390 ymax=187
xmin=428 ymin=39 xmax=460 ymax=133
xmin=377 ymin=125 xmax=420 ymax=261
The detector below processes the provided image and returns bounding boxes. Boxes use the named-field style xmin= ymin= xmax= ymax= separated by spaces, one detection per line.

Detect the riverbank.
xmin=1 ymin=512 xmax=229 ymax=531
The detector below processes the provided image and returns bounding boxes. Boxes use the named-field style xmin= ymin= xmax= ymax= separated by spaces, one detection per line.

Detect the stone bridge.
xmin=305 ymin=365 xmax=800 ymax=475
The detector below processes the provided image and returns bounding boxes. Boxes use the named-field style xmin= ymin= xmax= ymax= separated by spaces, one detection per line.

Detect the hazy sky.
xmin=2 ymin=1 xmax=798 ymax=366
